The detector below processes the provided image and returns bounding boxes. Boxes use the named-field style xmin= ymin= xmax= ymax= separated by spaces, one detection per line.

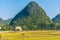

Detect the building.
xmin=0 ymin=27 xmax=2 ymax=31
xmin=15 ymin=26 xmax=22 ymax=31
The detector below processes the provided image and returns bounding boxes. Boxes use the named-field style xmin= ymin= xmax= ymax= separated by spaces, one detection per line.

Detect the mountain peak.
xmin=10 ymin=1 xmax=53 ymax=30
xmin=27 ymin=1 xmax=39 ymax=7
xmin=52 ymin=14 xmax=60 ymax=24
xmin=56 ymin=14 xmax=60 ymax=17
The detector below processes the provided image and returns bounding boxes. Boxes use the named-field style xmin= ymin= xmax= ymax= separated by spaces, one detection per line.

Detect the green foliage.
xmin=10 ymin=1 xmax=56 ymax=30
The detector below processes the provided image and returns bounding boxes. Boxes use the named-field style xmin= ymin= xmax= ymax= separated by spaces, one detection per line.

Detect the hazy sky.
xmin=0 ymin=0 xmax=60 ymax=20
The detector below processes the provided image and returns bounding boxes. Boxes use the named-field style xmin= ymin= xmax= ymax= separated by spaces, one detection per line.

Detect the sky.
xmin=0 ymin=0 xmax=60 ymax=20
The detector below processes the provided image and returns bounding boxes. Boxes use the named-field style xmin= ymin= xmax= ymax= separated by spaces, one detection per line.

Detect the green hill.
xmin=0 ymin=18 xmax=12 ymax=25
xmin=52 ymin=14 xmax=60 ymax=30
xmin=52 ymin=14 xmax=60 ymax=24
xmin=10 ymin=1 xmax=56 ymax=30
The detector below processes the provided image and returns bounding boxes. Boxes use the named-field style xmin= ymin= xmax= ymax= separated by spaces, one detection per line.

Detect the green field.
xmin=0 ymin=30 xmax=60 ymax=40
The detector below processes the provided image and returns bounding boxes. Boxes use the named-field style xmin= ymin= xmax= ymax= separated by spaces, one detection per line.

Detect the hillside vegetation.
xmin=10 ymin=1 xmax=56 ymax=30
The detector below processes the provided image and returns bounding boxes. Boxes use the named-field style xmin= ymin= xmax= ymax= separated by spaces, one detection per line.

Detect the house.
xmin=0 ymin=27 xmax=2 ymax=31
xmin=15 ymin=26 xmax=22 ymax=31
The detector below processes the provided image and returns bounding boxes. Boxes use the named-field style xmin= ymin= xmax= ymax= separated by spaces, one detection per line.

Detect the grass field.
xmin=0 ymin=30 xmax=60 ymax=40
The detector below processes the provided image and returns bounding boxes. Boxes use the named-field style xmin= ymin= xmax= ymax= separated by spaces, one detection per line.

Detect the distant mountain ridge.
xmin=0 ymin=18 xmax=12 ymax=25
xmin=52 ymin=14 xmax=60 ymax=24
